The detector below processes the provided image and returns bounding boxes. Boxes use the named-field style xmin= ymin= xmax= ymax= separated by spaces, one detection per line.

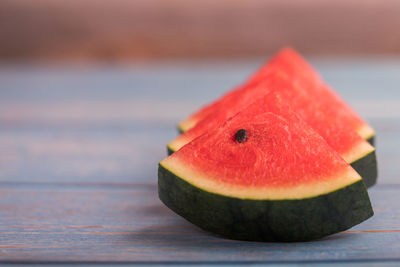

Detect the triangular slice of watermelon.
xmin=168 ymin=72 xmax=377 ymax=187
xmin=159 ymin=93 xmax=373 ymax=242
xmin=177 ymin=47 xmax=375 ymax=145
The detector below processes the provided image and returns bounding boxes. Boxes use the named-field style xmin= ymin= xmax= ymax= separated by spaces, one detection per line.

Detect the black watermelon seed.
xmin=235 ymin=129 xmax=248 ymax=143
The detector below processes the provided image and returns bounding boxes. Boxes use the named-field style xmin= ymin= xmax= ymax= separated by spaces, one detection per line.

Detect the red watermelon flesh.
xmin=163 ymin=93 xmax=362 ymax=199
xmin=177 ymin=48 xmax=374 ymax=141
xmin=251 ymin=48 xmax=374 ymax=140
xmin=168 ymin=72 xmax=374 ymax=164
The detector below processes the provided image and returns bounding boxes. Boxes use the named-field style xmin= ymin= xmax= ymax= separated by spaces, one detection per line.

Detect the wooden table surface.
xmin=0 ymin=59 xmax=400 ymax=265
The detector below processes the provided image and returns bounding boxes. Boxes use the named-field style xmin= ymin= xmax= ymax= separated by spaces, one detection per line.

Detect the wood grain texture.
xmin=0 ymin=184 xmax=400 ymax=263
xmin=0 ymin=60 xmax=399 ymax=184
xmin=0 ymin=60 xmax=399 ymax=263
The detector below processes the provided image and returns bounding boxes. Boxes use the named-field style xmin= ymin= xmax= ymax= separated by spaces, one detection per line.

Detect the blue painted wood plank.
xmin=0 ymin=118 xmax=397 ymax=184
xmin=0 ymin=60 xmax=399 ymax=125
xmin=1 ymin=59 xmax=400 ymax=103
xmin=0 ymin=61 xmax=399 ymax=263
xmin=0 ymin=62 xmax=398 ymax=185
xmin=0 ymin=184 xmax=399 ymax=263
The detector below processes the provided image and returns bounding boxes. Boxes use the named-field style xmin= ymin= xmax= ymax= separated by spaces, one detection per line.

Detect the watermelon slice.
xmin=177 ymin=47 xmax=375 ymax=145
xmin=159 ymin=94 xmax=373 ymax=242
xmin=168 ymin=72 xmax=377 ymax=187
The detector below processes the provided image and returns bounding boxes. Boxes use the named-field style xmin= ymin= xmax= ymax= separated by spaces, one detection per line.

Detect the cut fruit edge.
xmin=177 ymin=119 xmax=197 ymax=133
xmin=159 ymin=157 xmax=362 ymax=201
xmin=358 ymin=124 xmax=376 ymax=141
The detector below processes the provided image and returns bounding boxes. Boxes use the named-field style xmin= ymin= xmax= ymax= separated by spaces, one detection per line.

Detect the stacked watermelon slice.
xmin=158 ymin=48 xmax=377 ymax=242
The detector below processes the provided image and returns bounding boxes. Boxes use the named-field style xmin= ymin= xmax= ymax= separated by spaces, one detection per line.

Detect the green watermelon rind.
xmin=158 ymin=164 xmax=373 ymax=242
xmin=366 ymin=135 xmax=375 ymax=146
xmin=166 ymin=146 xmax=175 ymax=156
xmin=166 ymin=145 xmax=378 ymax=188
xmin=177 ymin=125 xmax=184 ymax=134
xmin=350 ymin=150 xmax=377 ymax=188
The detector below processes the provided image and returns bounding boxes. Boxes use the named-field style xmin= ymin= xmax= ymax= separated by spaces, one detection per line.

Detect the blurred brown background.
xmin=1 ymin=0 xmax=400 ymax=62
